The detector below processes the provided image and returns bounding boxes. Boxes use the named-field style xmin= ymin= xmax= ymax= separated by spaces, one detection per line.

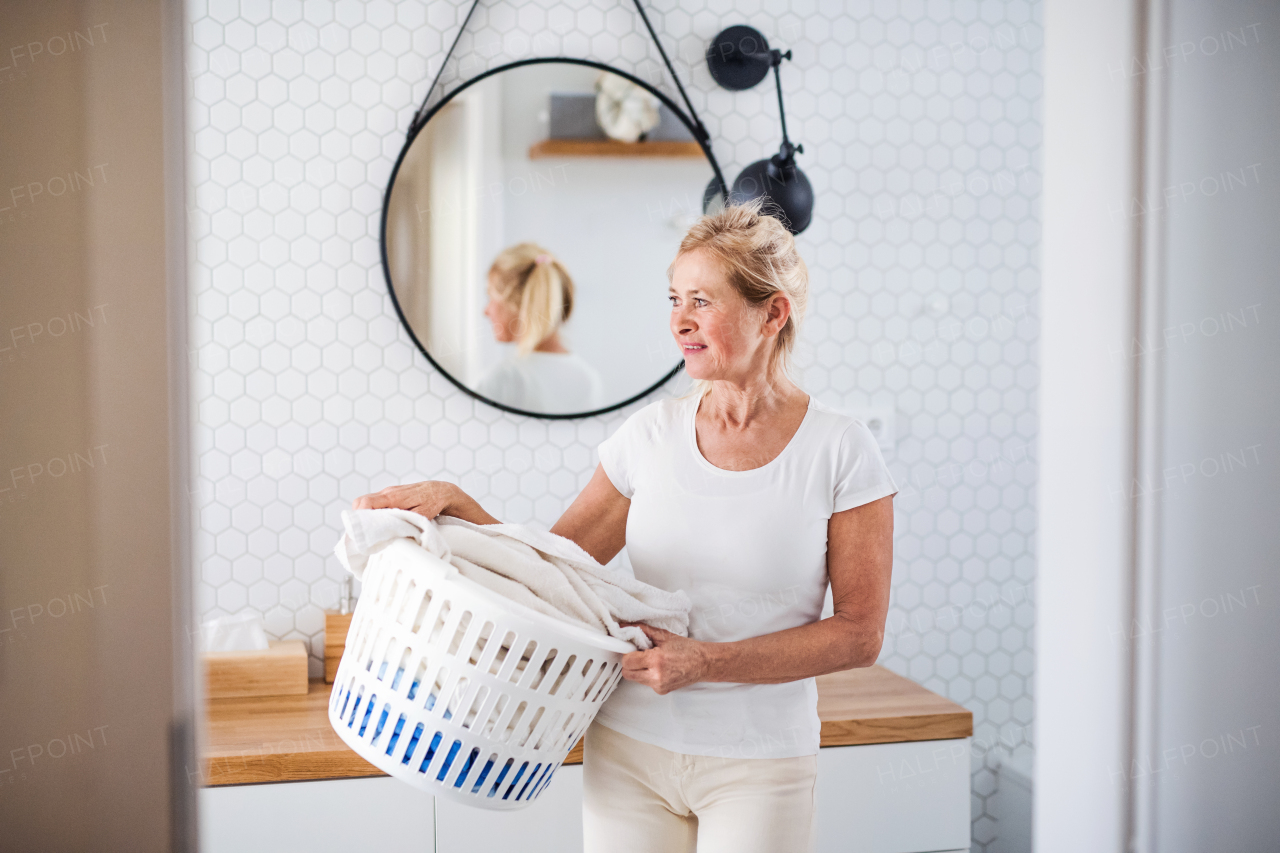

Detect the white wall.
xmin=1036 ymin=1 xmax=1139 ymax=850
xmin=1153 ymin=1 xmax=1279 ymax=850
xmin=1038 ymin=1 xmax=1280 ymax=851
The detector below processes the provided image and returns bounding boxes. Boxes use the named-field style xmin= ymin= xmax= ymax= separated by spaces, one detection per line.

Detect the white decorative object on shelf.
xmin=328 ymin=538 xmax=634 ymax=810
xmin=594 ymin=72 xmax=660 ymax=142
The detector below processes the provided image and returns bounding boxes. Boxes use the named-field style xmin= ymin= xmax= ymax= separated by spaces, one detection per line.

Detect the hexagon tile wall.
xmin=187 ymin=1 xmax=1040 ymax=848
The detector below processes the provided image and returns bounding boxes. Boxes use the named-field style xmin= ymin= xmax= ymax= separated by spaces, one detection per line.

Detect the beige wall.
xmin=0 ymin=1 xmax=189 ymax=850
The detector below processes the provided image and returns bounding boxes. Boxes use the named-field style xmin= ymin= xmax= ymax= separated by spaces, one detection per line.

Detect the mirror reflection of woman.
xmin=476 ymin=243 xmax=604 ymax=413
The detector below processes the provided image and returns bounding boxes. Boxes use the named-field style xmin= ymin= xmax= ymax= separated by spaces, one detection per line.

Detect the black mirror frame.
xmin=379 ymin=56 xmax=729 ymax=420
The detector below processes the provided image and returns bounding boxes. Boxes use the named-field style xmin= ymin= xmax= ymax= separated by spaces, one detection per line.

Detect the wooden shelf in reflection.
xmin=528 ymin=138 xmax=704 ymax=159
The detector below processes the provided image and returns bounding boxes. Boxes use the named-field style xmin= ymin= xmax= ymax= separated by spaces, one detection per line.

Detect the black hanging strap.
xmin=411 ymin=0 xmax=482 ymax=132
xmin=629 ymin=0 xmax=710 ymax=143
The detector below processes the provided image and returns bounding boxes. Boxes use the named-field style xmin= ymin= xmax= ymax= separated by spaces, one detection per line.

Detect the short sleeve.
xmin=597 ymin=413 xmax=641 ymax=499
xmin=832 ymin=420 xmax=899 ymax=513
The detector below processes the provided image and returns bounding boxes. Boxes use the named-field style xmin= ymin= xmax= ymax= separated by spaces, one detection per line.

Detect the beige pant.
xmin=581 ymin=719 xmax=818 ymax=853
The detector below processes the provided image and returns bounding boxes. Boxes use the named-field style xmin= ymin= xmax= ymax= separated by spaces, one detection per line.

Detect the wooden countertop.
xmin=202 ymin=665 xmax=971 ymax=787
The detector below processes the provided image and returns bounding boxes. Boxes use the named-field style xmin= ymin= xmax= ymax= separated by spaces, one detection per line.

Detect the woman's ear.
xmin=762 ymin=293 xmax=792 ymax=337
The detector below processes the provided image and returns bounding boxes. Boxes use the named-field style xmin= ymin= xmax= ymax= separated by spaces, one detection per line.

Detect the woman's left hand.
xmin=618 ymin=622 xmax=712 ymax=695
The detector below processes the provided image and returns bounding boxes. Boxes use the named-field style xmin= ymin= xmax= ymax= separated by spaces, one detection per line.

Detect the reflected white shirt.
xmin=475 ymin=351 xmax=605 ymax=413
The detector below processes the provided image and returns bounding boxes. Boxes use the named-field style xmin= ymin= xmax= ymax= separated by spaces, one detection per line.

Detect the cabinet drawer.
xmin=200 ymin=776 xmax=434 ymax=853
xmin=814 ymin=738 xmax=971 ymax=853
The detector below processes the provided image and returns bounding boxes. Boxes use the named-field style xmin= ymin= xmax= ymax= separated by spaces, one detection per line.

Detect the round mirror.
xmin=382 ymin=59 xmax=727 ymax=418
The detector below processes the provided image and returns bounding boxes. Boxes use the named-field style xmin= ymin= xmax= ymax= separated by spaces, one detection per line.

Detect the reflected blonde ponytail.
xmin=489 ymin=243 xmax=575 ymax=356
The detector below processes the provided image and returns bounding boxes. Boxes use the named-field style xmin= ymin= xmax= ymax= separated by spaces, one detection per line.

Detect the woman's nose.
xmin=671 ymin=306 xmax=695 ymax=334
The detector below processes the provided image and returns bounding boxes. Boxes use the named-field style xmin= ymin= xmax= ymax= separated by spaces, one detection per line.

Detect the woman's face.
xmin=668 ymin=248 xmax=788 ymax=383
xmin=483 ymin=279 xmax=519 ymax=343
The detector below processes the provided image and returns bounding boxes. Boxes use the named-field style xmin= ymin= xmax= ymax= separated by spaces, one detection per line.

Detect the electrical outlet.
xmin=845 ymin=405 xmax=896 ymax=454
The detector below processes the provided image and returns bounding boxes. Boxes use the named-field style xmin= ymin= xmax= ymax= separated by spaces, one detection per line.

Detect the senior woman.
xmin=354 ymin=202 xmax=897 ymax=853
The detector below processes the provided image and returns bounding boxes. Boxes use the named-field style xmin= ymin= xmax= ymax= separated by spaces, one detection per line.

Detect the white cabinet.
xmin=198 ymin=770 xmax=583 ymax=853
xmin=813 ymin=739 xmax=971 ymax=853
xmin=202 ymin=739 xmax=970 ymax=853
xmin=200 ymin=776 xmax=435 ymax=853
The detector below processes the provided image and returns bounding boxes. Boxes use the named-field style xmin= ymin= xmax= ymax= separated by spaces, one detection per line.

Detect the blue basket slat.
xmin=435 ymin=739 xmax=463 ymax=781
xmin=384 ymin=714 xmax=407 ymax=756
xmin=515 ymin=762 xmax=543 ymax=801
xmin=501 ymin=761 xmax=531 ymax=800
xmin=469 ymin=755 xmax=497 ymax=794
xmin=371 ymin=703 xmax=391 ymax=744
xmin=452 ymin=747 xmax=481 ymax=788
xmin=416 ymin=731 xmax=444 ymax=774
xmin=528 ymin=763 xmax=557 ymax=800
xmin=346 ymin=690 xmax=364 ymax=728
xmin=486 ymin=758 xmax=515 ymax=798
xmin=357 ymin=693 xmax=377 ymax=737
xmin=401 ymin=722 xmax=425 ymax=765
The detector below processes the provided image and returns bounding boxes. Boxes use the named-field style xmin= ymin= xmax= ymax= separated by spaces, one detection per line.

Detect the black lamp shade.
xmin=730 ymin=154 xmax=813 ymax=234
xmin=705 ymin=25 xmax=773 ymax=91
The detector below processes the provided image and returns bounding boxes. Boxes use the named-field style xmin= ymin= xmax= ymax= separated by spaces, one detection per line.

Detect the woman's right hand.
xmin=352 ymin=481 xmax=500 ymax=525
xmin=352 ymin=481 xmax=459 ymax=519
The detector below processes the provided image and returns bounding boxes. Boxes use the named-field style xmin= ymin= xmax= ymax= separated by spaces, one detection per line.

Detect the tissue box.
xmin=324 ymin=612 xmax=354 ymax=684
xmin=204 ymin=640 xmax=309 ymax=700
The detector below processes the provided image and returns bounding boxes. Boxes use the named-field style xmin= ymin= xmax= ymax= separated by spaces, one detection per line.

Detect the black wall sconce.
xmin=706 ymin=25 xmax=814 ymax=234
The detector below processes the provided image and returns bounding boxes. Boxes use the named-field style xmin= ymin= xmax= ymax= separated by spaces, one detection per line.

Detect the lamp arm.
xmin=769 ymin=49 xmax=801 ymax=160
xmin=772 ymin=60 xmax=791 ymax=152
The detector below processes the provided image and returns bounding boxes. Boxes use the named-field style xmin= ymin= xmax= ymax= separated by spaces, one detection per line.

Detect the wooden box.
xmin=204 ymin=640 xmax=309 ymax=700
xmin=324 ymin=612 xmax=354 ymax=683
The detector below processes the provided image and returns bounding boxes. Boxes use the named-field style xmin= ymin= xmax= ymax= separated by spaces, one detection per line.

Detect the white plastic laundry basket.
xmin=328 ymin=537 xmax=635 ymax=810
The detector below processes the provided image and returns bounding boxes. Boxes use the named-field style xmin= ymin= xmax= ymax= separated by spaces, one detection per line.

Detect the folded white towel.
xmin=333 ymin=508 xmax=691 ymax=651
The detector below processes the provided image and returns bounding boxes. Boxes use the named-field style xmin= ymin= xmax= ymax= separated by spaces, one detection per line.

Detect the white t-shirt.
xmin=475 ymin=351 xmax=605 ymax=414
xmin=593 ymin=393 xmax=898 ymax=759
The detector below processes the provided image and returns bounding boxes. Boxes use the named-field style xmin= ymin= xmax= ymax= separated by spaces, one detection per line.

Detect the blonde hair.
xmin=670 ymin=200 xmax=809 ymax=394
xmin=488 ymin=243 xmax=574 ymax=356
